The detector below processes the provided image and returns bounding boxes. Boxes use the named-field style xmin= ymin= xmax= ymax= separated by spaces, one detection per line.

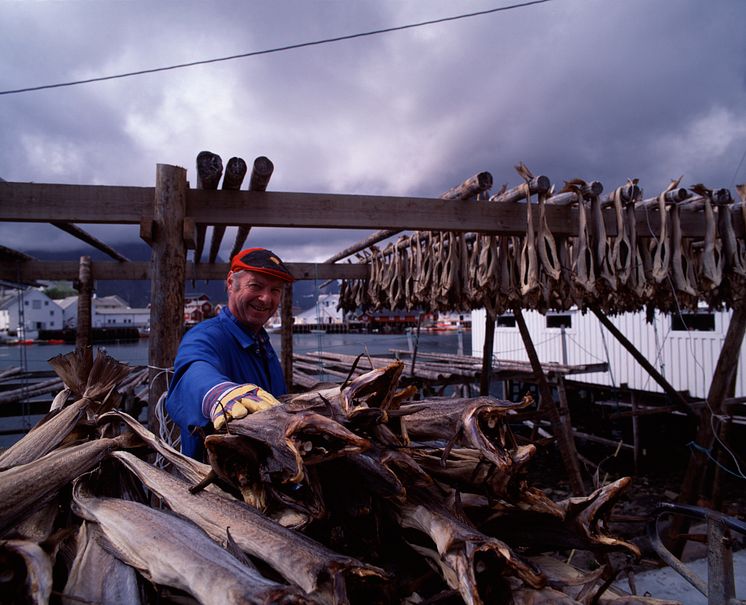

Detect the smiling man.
xmin=166 ymin=248 xmax=294 ymax=460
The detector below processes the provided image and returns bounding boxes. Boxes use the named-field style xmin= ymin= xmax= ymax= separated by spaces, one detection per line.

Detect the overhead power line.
xmin=0 ymin=0 xmax=553 ymax=96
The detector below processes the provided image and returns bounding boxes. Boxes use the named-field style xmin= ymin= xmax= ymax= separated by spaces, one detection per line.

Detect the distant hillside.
xmin=27 ymin=242 xmax=338 ymax=310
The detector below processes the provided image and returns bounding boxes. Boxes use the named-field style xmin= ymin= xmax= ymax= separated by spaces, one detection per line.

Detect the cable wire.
xmin=0 ymin=0 xmax=553 ymax=96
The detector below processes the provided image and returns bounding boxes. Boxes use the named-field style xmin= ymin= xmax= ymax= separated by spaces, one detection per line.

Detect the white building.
xmin=471 ymin=307 xmax=745 ymax=400
xmin=57 ymin=294 xmax=150 ymax=332
xmin=295 ymin=294 xmax=345 ymax=325
xmin=0 ymin=288 xmax=63 ymax=338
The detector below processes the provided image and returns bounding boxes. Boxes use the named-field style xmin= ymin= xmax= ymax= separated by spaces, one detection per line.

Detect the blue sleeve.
xmin=164 ymin=314 xmax=287 ymax=460
xmin=166 ymin=324 xmax=234 ymax=458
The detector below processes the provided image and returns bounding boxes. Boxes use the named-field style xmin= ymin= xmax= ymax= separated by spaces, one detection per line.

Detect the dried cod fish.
xmin=477 ymin=477 xmax=640 ymax=558
xmin=71 ymin=479 xmax=313 ymax=605
xmin=62 ymin=522 xmax=141 ymax=605
xmin=0 ymin=539 xmax=53 ymax=605
xmin=0 ymin=350 xmax=131 ymax=468
xmin=393 ymin=487 xmax=546 ymax=605
xmin=398 ymin=396 xmax=533 ymax=469
xmin=113 ymin=451 xmax=387 ymax=601
xmin=0 ymin=433 xmax=135 ymax=536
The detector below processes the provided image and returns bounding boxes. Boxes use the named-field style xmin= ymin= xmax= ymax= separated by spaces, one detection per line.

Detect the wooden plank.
xmin=1 ymin=181 xmax=743 ymax=238
xmin=0 ymin=260 xmax=369 ymax=282
xmin=0 ymin=182 xmax=153 ymax=223
xmin=147 ymin=164 xmax=188 ymax=434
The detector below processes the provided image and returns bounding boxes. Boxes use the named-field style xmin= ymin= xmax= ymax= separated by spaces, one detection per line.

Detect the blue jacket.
xmin=165 ymin=307 xmax=286 ymax=460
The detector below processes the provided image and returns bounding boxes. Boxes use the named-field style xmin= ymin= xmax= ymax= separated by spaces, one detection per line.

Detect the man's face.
xmin=226 ymin=270 xmax=283 ymax=333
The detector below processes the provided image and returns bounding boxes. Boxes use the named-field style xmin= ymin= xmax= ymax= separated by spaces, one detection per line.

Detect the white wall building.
xmin=57 ymin=294 xmax=150 ymax=331
xmin=471 ymin=307 xmax=745 ymax=400
xmin=0 ymin=288 xmax=63 ymax=338
xmin=295 ymin=294 xmax=344 ymax=325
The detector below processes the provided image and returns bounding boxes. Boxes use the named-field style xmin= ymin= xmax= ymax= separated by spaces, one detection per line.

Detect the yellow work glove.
xmin=209 ymin=383 xmax=280 ymax=431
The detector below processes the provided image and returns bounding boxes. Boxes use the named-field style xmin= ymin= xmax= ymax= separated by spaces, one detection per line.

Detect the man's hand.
xmin=209 ymin=383 xmax=280 ymax=430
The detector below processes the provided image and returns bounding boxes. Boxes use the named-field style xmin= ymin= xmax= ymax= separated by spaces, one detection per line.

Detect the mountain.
xmin=26 ymin=243 xmax=338 ymax=311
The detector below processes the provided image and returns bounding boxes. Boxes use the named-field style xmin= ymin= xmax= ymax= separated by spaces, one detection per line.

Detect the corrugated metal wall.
xmin=471 ymin=308 xmax=745 ymax=399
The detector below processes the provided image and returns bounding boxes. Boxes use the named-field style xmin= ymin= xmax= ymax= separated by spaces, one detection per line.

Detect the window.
xmin=50 ymin=310 xmax=54 ymax=316
xmin=546 ymin=314 xmax=572 ymax=329
xmin=496 ymin=314 xmax=516 ymax=328
xmin=44 ymin=301 xmax=49 ymax=306
xmin=32 ymin=300 xmax=41 ymax=310
xmin=671 ymin=312 xmax=715 ymax=332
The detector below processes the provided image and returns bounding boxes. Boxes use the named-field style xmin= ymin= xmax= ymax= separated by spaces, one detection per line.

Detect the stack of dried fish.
xmin=338 ymin=167 xmax=746 ymax=318
xmin=0 ymin=349 xmax=677 ymax=604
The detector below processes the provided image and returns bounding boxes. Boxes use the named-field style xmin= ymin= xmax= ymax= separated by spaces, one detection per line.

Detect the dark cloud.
xmin=1 ymin=0 xmax=745 ymax=262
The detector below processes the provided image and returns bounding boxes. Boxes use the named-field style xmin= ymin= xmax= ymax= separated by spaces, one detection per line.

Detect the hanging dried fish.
xmin=669 ymin=200 xmax=697 ymax=298
xmin=609 ymin=185 xmax=633 ymax=287
xmin=564 ymin=181 xmax=595 ymax=300
xmin=519 ymin=184 xmax=540 ymax=304
xmin=536 ymin=189 xmax=561 ymax=282
xmin=691 ymin=184 xmax=723 ymax=292
xmin=649 ymin=191 xmax=672 ymax=284
xmin=414 ymin=231 xmax=434 ymax=309
xmin=590 ymin=190 xmax=616 ymax=292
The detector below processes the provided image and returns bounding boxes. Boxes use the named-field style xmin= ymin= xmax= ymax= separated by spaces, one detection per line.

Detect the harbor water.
xmin=0 ymin=330 xmax=472 ymax=447
xmin=0 ymin=330 xmax=472 ymax=372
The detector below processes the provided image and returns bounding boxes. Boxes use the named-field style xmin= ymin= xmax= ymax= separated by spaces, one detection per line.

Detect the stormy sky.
xmin=1 ymin=0 xmax=745 ymax=264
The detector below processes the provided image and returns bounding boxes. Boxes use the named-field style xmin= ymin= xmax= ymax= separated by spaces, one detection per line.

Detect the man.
xmin=166 ymin=247 xmax=294 ymax=460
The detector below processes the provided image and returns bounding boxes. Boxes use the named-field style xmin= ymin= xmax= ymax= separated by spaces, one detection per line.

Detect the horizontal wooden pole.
xmin=1 ymin=181 xmax=744 ymax=238
xmin=0 ymin=260 xmax=369 ymax=282
xmin=0 ymin=182 xmax=153 ymax=223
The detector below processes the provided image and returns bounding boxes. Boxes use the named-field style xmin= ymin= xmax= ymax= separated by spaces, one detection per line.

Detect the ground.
xmin=523 ymin=437 xmax=746 ymax=586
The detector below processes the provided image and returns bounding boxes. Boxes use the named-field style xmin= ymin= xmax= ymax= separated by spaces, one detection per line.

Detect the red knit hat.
xmin=230 ymin=248 xmax=294 ymax=282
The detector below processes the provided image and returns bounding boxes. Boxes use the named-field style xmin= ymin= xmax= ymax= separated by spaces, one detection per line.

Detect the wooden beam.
xmin=0 ymin=182 xmax=153 ymax=223
xmin=589 ymin=305 xmax=696 ymax=417
xmin=148 ymin=164 xmax=188 ymax=435
xmin=512 ymin=305 xmax=586 ymax=496
xmin=323 ymin=171 xmax=494 ymax=263
xmin=1 ymin=181 xmax=743 ymax=238
xmin=50 ymin=222 xmax=130 ymax=262
xmin=0 ymin=260 xmax=369 ymax=282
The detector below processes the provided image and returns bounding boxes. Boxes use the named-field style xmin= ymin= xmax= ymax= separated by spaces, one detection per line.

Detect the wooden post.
xmin=281 ymin=282 xmax=294 ymax=390
xmin=631 ymin=391 xmax=640 ymax=473
xmin=679 ymin=305 xmax=746 ymax=501
xmin=480 ymin=312 xmax=496 ymax=395
xmin=208 ymin=157 xmax=247 ymax=264
xmin=589 ymin=305 xmax=695 ymax=417
xmin=75 ymin=255 xmax=92 ymax=350
xmin=230 ymin=156 xmax=275 ymax=261
xmin=513 ymin=306 xmax=586 ymax=495
xmin=194 ymin=151 xmax=223 ymax=265
xmin=148 ymin=164 xmax=188 ymax=434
